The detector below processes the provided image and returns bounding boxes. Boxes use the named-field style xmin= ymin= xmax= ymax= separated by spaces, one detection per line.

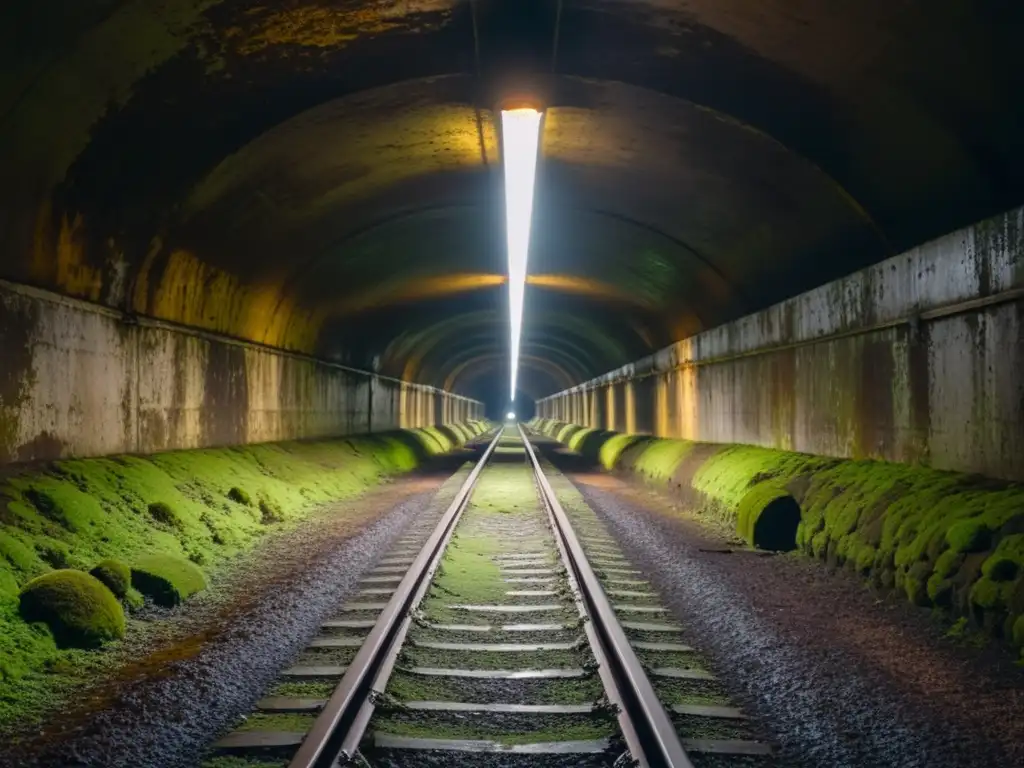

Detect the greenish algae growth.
xmin=531 ymin=419 xmax=1024 ymax=656
xmin=402 ymin=647 xmax=585 ymax=671
xmin=386 ymin=670 xmax=603 ymax=704
xmin=267 ymin=680 xmax=336 ymax=698
xmin=372 ymin=714 xmax=615 ymax=744
xmin=632 ymin=439 xmax=694 ymax=482
xmin=652 ymin=677 xmax=731 ymax=706
xmin=89 ymin=559 xmax=131 ymax=599
xmin=18 ymin=570 xmax=125 ymax=648
xmin=597 ymin=433 xmax=646 ymax=470
xmin=293 ymin=647 xmax=358 ymax=666
xmin=131 ymin=554 xmax=207 ymax=606
xmin=0 ymin=421 xmax=489 ymax=732
xmin=234 ymin=712 xmax=317 ymax=732
xmin=202 ymin=758 xmax=287 ymax=768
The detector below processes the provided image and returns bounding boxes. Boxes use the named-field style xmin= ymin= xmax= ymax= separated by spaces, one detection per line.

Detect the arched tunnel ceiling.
xmin=2 ymin=0 xmax=1023 ymax=403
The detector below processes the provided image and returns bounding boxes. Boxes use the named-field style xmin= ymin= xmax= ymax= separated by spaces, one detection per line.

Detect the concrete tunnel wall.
xmin=0 ymin=279 xmax=483 ymax=465
xmin=538 ymin=205 xmax=1024 ymax=482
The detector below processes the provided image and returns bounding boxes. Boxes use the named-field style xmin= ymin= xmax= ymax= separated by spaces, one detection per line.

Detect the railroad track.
xmin=205 ymin=426 xmax=774 ymax=768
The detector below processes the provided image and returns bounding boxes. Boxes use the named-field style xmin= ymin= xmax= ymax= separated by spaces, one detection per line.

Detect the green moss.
xmin=631 ymin=439 xmax=694 ymax=481
xmin=1012 ymin=615 xmax=1024 ymax=649
xmin=131 ymin=554 xmax=207 ymax=606
xmin=227 ymin=487 xmax=251 ymax=506
xmin=123 ymin=587 xmax=144 ymax=612
xmin=89 ymin=559 xmax=130 ymax=599
xmin=18 ymin=570 xmax=124 ymax=648
xmin=597 ymin=433 xmax=644 ymax=470
xmin=934 ymin=549 xmax=963 ymax=579
xmin=0 ymin=421 xmax=484 ymax=730
xmin=202 ymin=758 xmax=287 ymax=768
xmin=385 ymin=671 xmax=601 ymax=705
xmin=267 ymin=680 xmax=336 ymax=698
xmin=258 ymin=499 xmax=283 ymax=525
xmin=927 ymin=573 xmax=953 ymax=607
xmin=983 ymin=534 xmax=1024 ymax=582
xmin=903 ymin=561 xmax=931 ymax=607
xmin=542 ymin=419 xmax=1024 ymax=654
xmin=235 ymin=712 xmax=316 ymax=732
xmin=372 ymin=713 xmax=615 ymax=744
xmin=947 ymin=520 xmax=991 ymax=553
xmin=969 ymin=577 xmax=1007 ymax=610
xmin=982 ymin=556 xmax=1019 ymax=582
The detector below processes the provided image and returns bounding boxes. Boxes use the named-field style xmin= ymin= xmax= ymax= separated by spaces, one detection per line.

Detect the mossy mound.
xmin=89 ymin=559 xmax=131 ymax=598
xmin=131 ymin=554 xmax=207 ymax=607
xmin=227 ymin=487 xmax=252 ymax=506
xmin=0 ymin=420 xmax=488 ymax=727
xmin=18 ymin=570 xmax=125 ymax=648
xmin=533 ymin=418 xmax=1024 ymax=653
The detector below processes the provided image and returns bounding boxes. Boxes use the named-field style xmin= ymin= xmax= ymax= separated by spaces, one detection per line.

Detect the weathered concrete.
xmin=0 ymin=280 xmax=482 ymax=464
xmin=538 ymin=206 xmax=1024 ymax=481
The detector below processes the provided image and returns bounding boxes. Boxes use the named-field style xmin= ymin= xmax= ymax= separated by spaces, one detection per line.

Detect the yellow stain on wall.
xmin=676 ymin=339 xmax=699 ymax=440
xmin=138 ymin=249 xmax=320 ymax=352
xmin=655 ymin=375 xmax=669 ymax=437
xmin=30 ymin=204 xmax=104 ymax=301
xmin=605 ymin=385 xmax=616 ymax=432
xmin=229 ymin=3 xmax=457 ymax=55
xmin=625 ymin=381 xmax=637 ymax=434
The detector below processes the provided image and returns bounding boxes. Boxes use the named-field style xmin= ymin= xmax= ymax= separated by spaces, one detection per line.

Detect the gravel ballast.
xmin=3 ymin=467 xmax=469 ymax=768
xmin=565 ymin=470 xmax=1024 ymax=768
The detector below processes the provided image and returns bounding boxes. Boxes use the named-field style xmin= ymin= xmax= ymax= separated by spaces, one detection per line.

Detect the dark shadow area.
xmin=753 ymin=495 xmax=801 ymax=552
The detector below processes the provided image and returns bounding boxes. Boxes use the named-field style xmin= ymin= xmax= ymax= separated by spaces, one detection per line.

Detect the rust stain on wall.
xmin=770 ymin=346 xmax=796 ymax=451
xmin=203 ymin=342 xmax=249 ymax=447
xmin=856 ymin=336 xmax=895 ymax=459
xmin=0 ymin=297 xmax=37 ymax=463
xmin=906 ymin=323 xmax=932 ymax=464
xmin=30 ymin=203 xmax=104 ymax=302
xmin=226 ymin=2 xmax=455 ymax=55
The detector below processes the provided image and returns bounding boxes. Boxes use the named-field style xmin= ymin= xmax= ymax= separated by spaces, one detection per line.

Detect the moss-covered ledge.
xmin=0 ymin=420 xmax=489 ymax=727
xmin=529 ymin=418 xmax=1024 ymax=656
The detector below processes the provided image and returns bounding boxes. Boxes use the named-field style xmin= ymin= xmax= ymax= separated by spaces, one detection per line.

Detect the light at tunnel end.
xmin=506 ymin=411 xmax=516 ymax=421
xmin=501 ymin=107 xmax=543 ymax=402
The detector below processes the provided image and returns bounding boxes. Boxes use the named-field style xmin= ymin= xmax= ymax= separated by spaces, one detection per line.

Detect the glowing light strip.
xmin=500 ymin=107 xmax=543 ymax=402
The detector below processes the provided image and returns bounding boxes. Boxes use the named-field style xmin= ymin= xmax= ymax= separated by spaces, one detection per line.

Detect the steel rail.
xmin=287 ymin=427 xmax=505 ymax=768
xmin=526 ymin=431 xmax=650 ymax=767
xmin=520 ymin=425 xmax=695 ymax=768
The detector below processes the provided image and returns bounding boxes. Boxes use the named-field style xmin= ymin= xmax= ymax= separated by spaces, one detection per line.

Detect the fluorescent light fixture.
xmin=500 ymin=107 xmax=542 ymax=401
xmin=506 ymin=411 xmax=516 ymax=421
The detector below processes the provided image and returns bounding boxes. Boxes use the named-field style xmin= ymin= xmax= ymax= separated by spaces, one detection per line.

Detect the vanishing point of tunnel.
xmin=1 ymin=3 xmax=1023 ymax=768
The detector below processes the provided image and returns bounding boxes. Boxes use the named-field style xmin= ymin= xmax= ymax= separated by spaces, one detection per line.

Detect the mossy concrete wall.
xmin=537 ymin=206 xmax=1024 ymax=482
xmin=0 ymin=279 xmax=482 ymax=464
xmin=532 ymin=418 xmax=1024 ymax=654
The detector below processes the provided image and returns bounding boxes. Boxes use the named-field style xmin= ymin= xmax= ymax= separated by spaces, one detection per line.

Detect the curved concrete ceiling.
xmin=2 ymin=0 xmax=1022 ymax=403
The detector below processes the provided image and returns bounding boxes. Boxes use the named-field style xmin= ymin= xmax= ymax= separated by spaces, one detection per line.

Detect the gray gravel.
xmin=4 ymin=472 xmax=466 ymax=768
xmin=567 ymin=476 xmax=1024 ymax=768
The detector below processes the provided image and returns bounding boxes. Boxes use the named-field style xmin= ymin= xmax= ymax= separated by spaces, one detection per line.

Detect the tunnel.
xmin=2 ymin=2 xmax=1024 ymax=767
